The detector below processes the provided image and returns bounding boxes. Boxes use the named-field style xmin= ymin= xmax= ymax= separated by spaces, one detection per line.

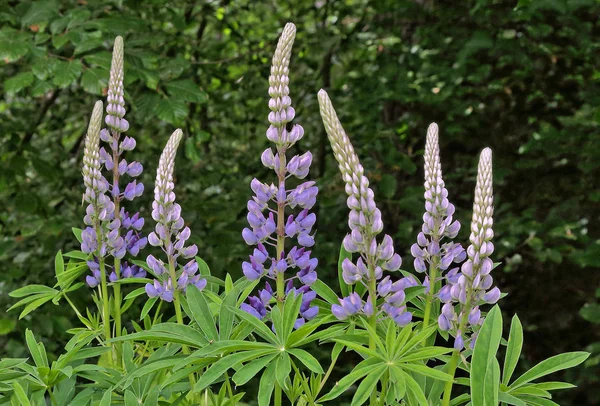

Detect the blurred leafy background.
xmin=1 ymin=0 xmax=599 ymax=404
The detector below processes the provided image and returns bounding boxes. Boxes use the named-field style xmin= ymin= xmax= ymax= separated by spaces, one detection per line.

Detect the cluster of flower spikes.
xmin=82 ymin=36 xmax=147 ymax=287
xmin=144 ymin=129 xmax=206 ymax=302
xmin=437 ymin=148 xmax=501 ymax=350
xmin=411 ymin=123 xmax=465 ymax=293
xmin=317 ymin=89 xmax=414 ymax=326
xmin=240 ymin=23 xmax=319 ymax=328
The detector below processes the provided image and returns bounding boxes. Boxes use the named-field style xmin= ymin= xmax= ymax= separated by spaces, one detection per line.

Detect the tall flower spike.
xmin=145 ymin=130 xmax=206 ymax=302
xmin=82 ymin=101 xmax=113 ymax=261
xmin=87 ymin=36 xmax=146 ymax=288
xmin=318 ymin=89 xmax=411 ymax=326
xmin=412 ymin=124 xmax=465 ymax=326
xmin=105 ymin=36 xmax=128 ymax=133
xmin=438 ymin=148 xmax=500 ymax=350
xmin=241 ymin=23 xmax=319 ymax=329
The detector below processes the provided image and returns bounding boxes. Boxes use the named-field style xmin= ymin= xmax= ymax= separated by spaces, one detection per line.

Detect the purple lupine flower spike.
xmin=412 ymin=123 xmax=464 ymax=275
xmin=318 ymin=89 xmax=411 ymax=326
xmin=93 ymin=36 xmax=147 ymax=283
xmin=144 ymin=129 xmax=206 ymax=301
xmin=412 ymin=124 xmax=465 ymax=326
xmin=105 ymin=36 xmax=128 ymax=133
xmin=438 ymin=148 xmax=500 ymax=350
xmin=241 ymin=23 xmax=319 ymax=327
xmin=82 ymin=101 xmax=115 ymax=285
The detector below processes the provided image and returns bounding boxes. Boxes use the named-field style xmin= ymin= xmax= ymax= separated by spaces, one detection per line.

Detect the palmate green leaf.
xmin=275 ymin=353 xmax=291 ymax=389
xmin=9 ymin=285 xmax=57 ymax=298
xmin=503 ymin=314 xmax=524 ymax=385
xmin=232 ymin=354 xmax=277 ymax=386
xmin=397 ymin=325 xmax=436 ymax=357
xmin=403 ymin=369 xmax=428 ymax=406
xmin=181 ymin=340 xmax=274 ymax=366
xmin=319 ymin=357 xmax=381 ymax=402
xmin=282 ymin=293 xmax=303 ymax=342
xmin=389 ymin=365 xmax=407 ymax=401
xmin=229 ymin=306 xmax=279 ymax=344
xmin=532 ymin=381 xmax=576 ymax=391
xmin=332 ymin=339 xmax=381 ymax=359
xmin=111 ymin=322 xmax=206 ymax=348
xmin=498 ymin=390 xmax=526 ymax=406
xmin=511 ymin=385 xmax=551 ymax=397
xmin=165 ymin=79 xmax=208 ymax=103
xmin=25 ymin=329 xmax=47 ymax=368
xmin=286 ymin=316 xmax=327 ymax=347
xmin=310 ymin=279 xmax=339 ymax=305
xmin=351 ymin=364 xmax=386 ymax=406
xmin=194 ymin=349 xmax=275 ymax=392
xmin=11 ymin=381 xmax=31 ymax=406
xmin=16 ymin=294 xmax=55 ymax=319
xmin=400 ymin=347 xmax=452 ymax=363
xmin=219 ymin=287 xmax=238 ymax=340
xmin=258 ymin=361 xmax=276 ymax=406
xmin=400 ymin=363 xmax=453 ymax=382
xmin=186 ymin=286 xmax=219 ymax=341
xmin=4 ymin=72 xmax=34 ymax=95
xmin=471 ymin=305 xmax=502 ymax=406
xmin=509 ymin=351 xmax=589 ymax=390
xmin=522 ymin=398 xmax=560 ymax=406
xmin=139 ymin=296 xmax=157 ymax=320
xmin=288 ymin=349 xmax=324 ymax=374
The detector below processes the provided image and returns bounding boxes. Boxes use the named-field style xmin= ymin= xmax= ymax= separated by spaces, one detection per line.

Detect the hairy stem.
xmin=274 ymin=145 xmax=287 ymax=406
xmin=167 ymin=259 xmax=198 ymax=395
xmin=98 ymin=259 xmax=112 ymax=362
xmin=111 ymin=129 xmax=123 ymax=366
xmin=421 ymin=256 xmax=439 ymax=337
xmin=441 ymin=351 xmax=460 ymax=406
xmin=441 ymin=295 xmax=471 ymax=405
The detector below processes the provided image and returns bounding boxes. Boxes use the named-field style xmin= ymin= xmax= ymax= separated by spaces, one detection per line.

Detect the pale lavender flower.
xmin=97 ymin=36 xmax=147 ymax=268
xmin=145 ymin=130 xmax=206 ymax=301
xmin=438 ymin=148 xmax=500 ymax=350
xmin=412 ymin=123 xmax=464 ymax=275
xmin=241 ymin=23 xmax=318 ymax=326
xmin=317 ymin=89 xmax=410 ymax=326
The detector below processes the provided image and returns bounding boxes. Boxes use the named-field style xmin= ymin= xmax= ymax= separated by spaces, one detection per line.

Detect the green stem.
xmin=274 ymin=144 xmax=287 ymax=406
xmin=317 ymin=355 xmax=339 ymax=395
xmin=367 ymin=267 xmax=378 ymax=405
xmin=441 ymin=294 xmax=471 ymax=405
xmin=48 ymin=388 xmax=58 ymax=406
xmin=64 ymin=294 xmax=83 ymax=319
xmin=441 ymin=350 xmax=460 ymax=406
xmin=421 ymin=257 xmax=439 ymax=336
xmin=167 ymin=260 xmax=198 ymax=396
xmin=224 ymin=372 xmax=236 ymax=406
xmin=98 ymin=259 xmax=112 ymax=361
xmin=111 ymin=128 xmax=123 ymax=365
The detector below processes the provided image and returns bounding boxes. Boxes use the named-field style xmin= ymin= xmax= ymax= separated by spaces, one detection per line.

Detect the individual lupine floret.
xmin=241 ymin=23 xmax=318 ymax=326
xmin=317 ymin=89 xmax=411 ymax=326
xmin=411 ymin=123 xmax=465 ymax=275
xmin=144 ymin=129 xmax=206 ymax=302
xmin=437 ymin=148 xmax=501 ymax=350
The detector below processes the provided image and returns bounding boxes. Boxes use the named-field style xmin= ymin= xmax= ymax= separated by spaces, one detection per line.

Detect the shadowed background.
xmin=1 ymin=0 xmax=599 ymax=404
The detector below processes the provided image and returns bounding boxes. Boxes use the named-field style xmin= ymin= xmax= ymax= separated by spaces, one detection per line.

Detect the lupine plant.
xmin=4 ymin=24 xmax=589 ymax=406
